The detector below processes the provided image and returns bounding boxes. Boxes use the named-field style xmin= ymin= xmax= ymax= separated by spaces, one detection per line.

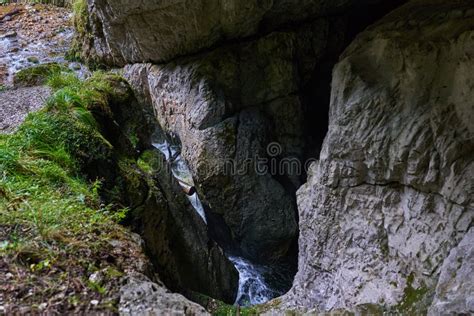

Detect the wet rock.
xmin=69 ymin=62 xmax=81 ymax=70
xmin=88 ymin=78 xmax=239 ymax=303
xmin=133 ymin=150 xmax=239 ymax=303
xmin=282 ymin=0 xmax=474 ymax=312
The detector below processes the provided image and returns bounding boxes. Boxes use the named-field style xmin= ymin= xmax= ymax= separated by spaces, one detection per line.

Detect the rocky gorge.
xmin=1 ymin=0 xmax=473 ymax=314
xmin=77 ymin=0 xmax=474 ymax=313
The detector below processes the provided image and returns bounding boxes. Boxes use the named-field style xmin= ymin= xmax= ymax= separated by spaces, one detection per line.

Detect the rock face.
xmin=84 ymin=77 xmax=238 ymax=303
xmin=284 ymin=0 xmax=474 ymax=312
xmin=80 ymin=0 xmax=474 ymax=312
xmin=84 ymin=0 xmax=394 ymax=65
xmin=429 ymin=228 xmax=474 ymax=315
xmin=123 ymin=17 xmax=348 ymax=262
xmin=80 ymin=0 xmax=407 ymax=271
xmin=133 ymin=151 xmax=239 ymax=303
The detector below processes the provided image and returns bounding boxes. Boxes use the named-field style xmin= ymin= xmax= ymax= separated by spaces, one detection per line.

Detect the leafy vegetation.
xmin=0 ymin=71 xmax=146 ymax=313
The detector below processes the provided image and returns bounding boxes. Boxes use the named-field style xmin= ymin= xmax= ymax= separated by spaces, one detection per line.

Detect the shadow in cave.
xmin=275 ymin=0 xmax=410 ymax=303
xmin=302 ymin=0 xmax=408 ymax=162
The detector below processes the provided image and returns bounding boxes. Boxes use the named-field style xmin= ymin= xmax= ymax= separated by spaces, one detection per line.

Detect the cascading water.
xmin=152 ymin=139 xmax=283 ymax=306
xmin=228 ymin=256 xmax=280 ymax=306
xmin=153 ymin=140 xmax=207 ymax=223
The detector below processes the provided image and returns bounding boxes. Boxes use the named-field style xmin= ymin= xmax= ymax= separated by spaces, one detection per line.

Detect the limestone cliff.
xmin=77 ymin=0 xmax=474 ymax=314
xmin=284 ymin=0 xmax=474 ymax=313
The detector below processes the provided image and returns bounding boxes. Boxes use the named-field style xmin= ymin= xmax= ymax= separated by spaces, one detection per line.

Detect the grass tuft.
xmin=0 ymin=70 xmax=139 ymax=314
xmin=13 ymin=63 xmax=66 ymax=87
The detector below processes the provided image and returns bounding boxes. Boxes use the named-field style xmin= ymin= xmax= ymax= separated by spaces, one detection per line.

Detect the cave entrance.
xmin=301 ymin=0 xmax=408 ymax=162
xmin=278 ymin=0 xmax=410 ymax=303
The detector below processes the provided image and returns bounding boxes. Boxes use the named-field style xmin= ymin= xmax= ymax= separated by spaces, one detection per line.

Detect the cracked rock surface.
xmin=283 ymin=0 xmax=474 ymax=312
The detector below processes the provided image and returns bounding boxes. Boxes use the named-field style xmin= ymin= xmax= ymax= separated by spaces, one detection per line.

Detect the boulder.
xmin=283 ymin=0 xmax=474 ymax=311
xmin=120 ymin=273 xmax=210 ymax=316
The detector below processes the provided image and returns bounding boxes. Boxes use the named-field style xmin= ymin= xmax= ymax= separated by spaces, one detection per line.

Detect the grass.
xmin=66 ymin=0 xmax=88 ymax=63
xmin=0 ymin=71 xmax=143 ymax=314
xmin=13 ymin=63 xmax=66 ymax=87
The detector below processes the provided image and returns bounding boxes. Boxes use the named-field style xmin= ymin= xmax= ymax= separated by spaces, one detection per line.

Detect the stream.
xmin=152 ymin=139 xmax=286 ymax=306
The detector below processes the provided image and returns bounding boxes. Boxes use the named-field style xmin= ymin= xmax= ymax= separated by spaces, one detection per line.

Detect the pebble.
xmin=27 ymin=56 xmax=39 ymax=63
xmin=69 ymin=62 xmax=82 ymax=70
xmin=89 ymin=271 xmax=104 ymax=284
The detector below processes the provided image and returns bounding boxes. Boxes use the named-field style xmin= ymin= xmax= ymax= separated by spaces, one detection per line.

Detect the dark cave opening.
xmin=302 ymin=0 xmax=408 ymax=162
xmin=136 ymin=0 xmax=411 ymax=307
xmin=278 ymin=0 xmax=410 ymax=303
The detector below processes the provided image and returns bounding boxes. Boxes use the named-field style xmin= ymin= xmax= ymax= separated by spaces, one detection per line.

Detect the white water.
xmin=152 ymin=139 xmax=277 ymax=306
xmin=0 ymin=29 xmax=77 ymax=86
xmin=152 ymin=141 xmax=207 ymax=223
xmin=228 ymin=256 xmax=278 ymax=306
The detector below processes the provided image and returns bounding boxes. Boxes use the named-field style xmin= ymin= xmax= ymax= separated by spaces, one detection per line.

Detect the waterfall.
xmin=152 ymin=141 xmax=207 ymax=224
xmin=152 ymin=139 xmax=279 ymax=306
xmin=228 ymin=256 xmax=279 ymax=306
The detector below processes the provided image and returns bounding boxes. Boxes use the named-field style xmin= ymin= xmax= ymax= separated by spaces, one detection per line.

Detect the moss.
xmin=14 ymin=63 xmax=66 ymax=87
xmin=67 ymin=0 xmax=107 ymax=69
xmin=72 ymin=0 xmax=87 ymax=37
xmin=66 ymin=0 xmax=87 ymax=62
xmin=137 ymin=150 xmax=163 ymax=174
xmin=393 ymin=273 xmax=430 ymax=314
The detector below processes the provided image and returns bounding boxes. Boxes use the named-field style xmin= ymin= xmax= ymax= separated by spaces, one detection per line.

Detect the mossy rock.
xmin=391 ymin=273 xmax=432 ymax=315
xmin=138 ymin=150 xmax=164 ymax=175
xmin=13 ymin=63 xmax=66 ymax=87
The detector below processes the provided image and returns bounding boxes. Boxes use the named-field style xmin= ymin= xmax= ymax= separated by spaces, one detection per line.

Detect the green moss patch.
xmin=13 ymin=63 xmax=66 ymax=87
xmin=392 ymin=273 xmax=431 ymax=314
